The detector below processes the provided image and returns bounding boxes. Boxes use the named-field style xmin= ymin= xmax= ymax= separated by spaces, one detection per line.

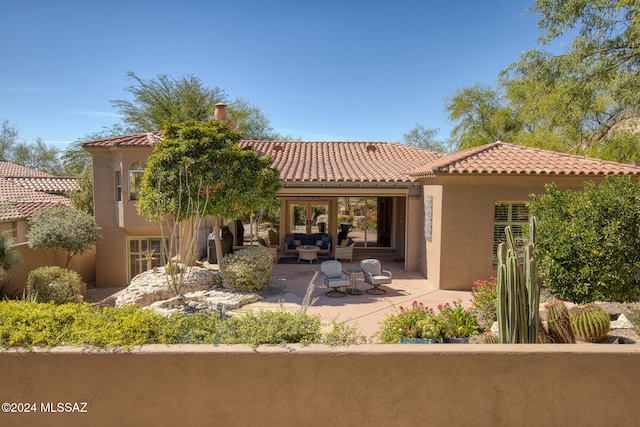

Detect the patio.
xmin=86 ymin=254 xmax=472 ymax=342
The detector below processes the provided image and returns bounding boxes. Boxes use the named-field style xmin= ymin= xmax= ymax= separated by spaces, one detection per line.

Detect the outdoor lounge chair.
xmin=258 ymin=239 xmax=279 ymax=263
xmin=320 ymin=260 xmax=350 ymax=298
xmin=360 ymin=258 xmax=392 ymax=295
xmin=334 ymin=239 xmax=355 ymax=262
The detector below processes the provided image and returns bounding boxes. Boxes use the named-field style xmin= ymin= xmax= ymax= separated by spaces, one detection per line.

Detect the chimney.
xmin=214 ymin=103 xmax=227 ymax=120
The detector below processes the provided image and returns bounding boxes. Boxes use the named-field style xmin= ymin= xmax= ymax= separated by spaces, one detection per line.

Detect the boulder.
xmin=147 ymin=289 xmax=261 ymax=316
xmin=115 ymin=266 xmax=217 ymax=307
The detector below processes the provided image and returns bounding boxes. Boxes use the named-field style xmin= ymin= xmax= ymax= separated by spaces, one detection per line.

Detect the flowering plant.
xmin=378 ymin=301 xmax=442 ymax=343
xmin=438 ymin=300 xmax=478 ymax=338
xmin=470 ymin=276 xmax=498 ymax=330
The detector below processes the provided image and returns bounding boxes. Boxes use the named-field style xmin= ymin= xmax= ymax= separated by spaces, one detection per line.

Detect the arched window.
xmin=128 ymin=161 xmax=146 ymax=201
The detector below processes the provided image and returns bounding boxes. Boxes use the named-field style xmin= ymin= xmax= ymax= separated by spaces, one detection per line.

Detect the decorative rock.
xmin=611 ymin=313 xmax=635 ymax=330
xmin=115 ymin=266 xmax=218 ymax=307
xmin=147 ymin=289 xmax=261 ymax=317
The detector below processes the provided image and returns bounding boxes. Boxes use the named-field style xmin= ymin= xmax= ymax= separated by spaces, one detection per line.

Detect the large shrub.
xmin=26 ymin=266 xmax=81 ymax=304
xmin=27 ymin=205 xmax=101 ymax=268
xmin=529 ymin=175 xmax=640 ymax=303
xmin=219 ymin=246 xmax=272 ymax=293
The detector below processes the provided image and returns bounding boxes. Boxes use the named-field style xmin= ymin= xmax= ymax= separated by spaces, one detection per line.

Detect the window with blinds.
xmin=128 ymin=237 xmax=168 ymax=281
xmin=493 ymin=202 xmax=529 ymax=262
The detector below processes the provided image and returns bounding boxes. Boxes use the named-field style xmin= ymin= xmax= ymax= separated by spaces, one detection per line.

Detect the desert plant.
xmin=568 ymin=303 xmax=610 ymax=343
xmin=410 ymin=317 xmax=442 ymax=340
xmin=439 ymin=300 xmax=478 ymax=338
xmin=482 ymin=331 xmax=500 ymax=344
xmin=470 ymin=276 xmax=497 ymax=331
xmin=26 ymin=266 xmax=81 ymax=304
xmin=496 ymin=216 xmax=540 ymax=343
xmin=545 ymin=299 xmax=575 ymax=344
xmin=219 ymin=246 xmax=273 ymax=293
xmin=377 ymin=300 xmax=437 ymax=343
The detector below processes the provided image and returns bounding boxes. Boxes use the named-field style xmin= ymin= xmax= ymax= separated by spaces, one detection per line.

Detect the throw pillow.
xmin=294 ymin=239 xmax=302 ymax=247
xmin=315 ymin=240 xmax=323 ymax=247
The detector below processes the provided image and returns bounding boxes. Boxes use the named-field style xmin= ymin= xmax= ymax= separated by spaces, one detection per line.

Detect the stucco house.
xmin=81 ymin=111 xmax=640 ymax=290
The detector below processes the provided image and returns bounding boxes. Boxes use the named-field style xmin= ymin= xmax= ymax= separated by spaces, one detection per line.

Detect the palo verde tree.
xmin=27 ymin=205 xmax=102 ymax=269
xmin=136 ymin=120 xmax=281 ymax=267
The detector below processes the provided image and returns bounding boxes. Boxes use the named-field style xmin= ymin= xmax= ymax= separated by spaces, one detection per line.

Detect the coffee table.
xmin=296 ymin=245 xmax=320 ymax=263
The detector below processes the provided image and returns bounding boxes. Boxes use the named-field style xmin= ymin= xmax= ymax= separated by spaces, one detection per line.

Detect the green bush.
xmin=0 ymin=301 xmax=366 ymax=350
xmin=529 ymin=175 xmax=640 ymax=303
xmin=219 ymin=246 xmax=273 ymax=293
xmin=26 ymin=266 xmax=81 ymax=304
xmin=225 ymin=310 xmax=322 ymax=347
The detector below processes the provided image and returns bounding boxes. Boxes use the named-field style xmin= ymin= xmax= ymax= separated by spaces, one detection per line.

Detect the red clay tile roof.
xmin=0 ymin=161 xmax=78 ymax=194
xmin=409 ymin=142 xmax=640 ymax=177
xmin=81 ymin=131 xmax=164 ymax=148
xmin=240 ymin=140 xmax=442 ymax=183
xmin=7 ymin=177 xmax=79 ymax=194
xmin=83 ymin=133 xmax=444 ymax=183
xmin=0 ymin=161 xmax=54 ymax=178
xmin=0 ymin=178 xmax=70 ymax=221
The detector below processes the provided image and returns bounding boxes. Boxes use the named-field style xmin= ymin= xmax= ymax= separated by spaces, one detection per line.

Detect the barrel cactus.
xmin=568 ymin=303 xmax=610 ymax=343
xmin=545 ymin=299 xmax=575 ymax=344
xmin=482 ymin=332 xmax=500 ymax=344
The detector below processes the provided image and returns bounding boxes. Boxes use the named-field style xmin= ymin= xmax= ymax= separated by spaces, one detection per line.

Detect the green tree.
xmin=68 ymin=166 xmax=94 ymax=215
xmin=111 ymin=71 xmax=227 ymax=132
xmin=137 ymin=120 xmax=281 ymax=264
xmin=0 ymin=232 xmax=21 ymax=286
xmin=11 ymin=137 xmax=61 ymax=175
xmin=505 ymin=0 xmax=640 ymax=157
xmin=444 ymin=84 xmax=521 ymax=150
xmin=27 ymin=205 xmax=102 ymax=268
xmin=528 ymin=175 xmax=640 ymax=303
xmin=110 ymin=72 xmax=292 ymax=140
xmin=402 ymin=124 xmax=449 ymax=152
xmin=0 ymin=120 xmax=61 ymax=174
xmin=0 ymin=119 xmax=18 ymax=161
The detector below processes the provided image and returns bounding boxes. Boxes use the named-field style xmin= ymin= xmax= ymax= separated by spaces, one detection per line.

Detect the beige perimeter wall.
xmin=0 ymin=344 xmax=638 ymax=426
xmin=5 ymin=243 xmax=96 ymax=295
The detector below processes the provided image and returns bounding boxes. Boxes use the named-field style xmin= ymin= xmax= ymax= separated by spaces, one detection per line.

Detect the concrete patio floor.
xmin=85 ymin=254 xmax=473 ymax=342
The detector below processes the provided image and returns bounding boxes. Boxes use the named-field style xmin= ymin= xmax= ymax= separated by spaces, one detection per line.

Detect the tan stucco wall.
xmin=5 ymin=243 xmax=95 ymax=294
xmin=1 ymin=344 xmax=638 ymax=426
xmin=423 ymin=175 xmax=607 ymax=290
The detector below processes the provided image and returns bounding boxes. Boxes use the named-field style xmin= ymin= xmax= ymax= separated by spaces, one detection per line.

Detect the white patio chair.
xmin=334 ymin=241 xmax=355 ymax=262
xmin=360 ymin=259 xmax=392 ymax=295
xmin=320 ymin=260 xmax=350 ymax=298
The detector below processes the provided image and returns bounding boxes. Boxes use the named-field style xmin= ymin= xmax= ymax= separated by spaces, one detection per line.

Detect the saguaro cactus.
xmin=497 ymin=216 xmax=540 ymax=343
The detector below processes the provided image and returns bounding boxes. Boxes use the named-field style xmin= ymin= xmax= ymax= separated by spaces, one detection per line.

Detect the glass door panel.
xmin=311 ymin=203 xmax=328 ymax=234
xmin=289 ymin=202 xmax=330 ymax=235
xmin=290 ymin=203 xmax=307 ymax=234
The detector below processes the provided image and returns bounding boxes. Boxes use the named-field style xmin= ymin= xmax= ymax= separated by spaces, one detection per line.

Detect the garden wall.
xmin=0 ymin=344 xmax=638 ymax=426
xmin=6 ymin=243 xmax=96 ymax=295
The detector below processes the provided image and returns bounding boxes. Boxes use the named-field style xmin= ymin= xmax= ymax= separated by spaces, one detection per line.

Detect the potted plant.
xmin=439 ymin=300 xmax=478 ymax=343
xmin=401 ymin=317 xmax=442 ymax=344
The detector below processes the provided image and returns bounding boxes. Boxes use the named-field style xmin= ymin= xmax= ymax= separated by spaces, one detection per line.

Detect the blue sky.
xmin=0 ymin=0 xmax=548 ymax=152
